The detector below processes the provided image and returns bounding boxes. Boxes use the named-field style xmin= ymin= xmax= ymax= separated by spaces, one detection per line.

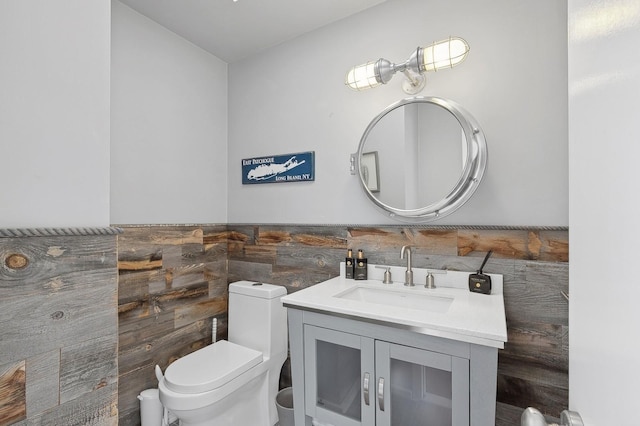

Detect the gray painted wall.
xmin=110 ymin=1 xmax=229 ymax=224
xmin=228 ymin=0 xmax=568 ymax=226
xmin=568 ymin=0 xmax=640 ymax=423
xmin=0 ymin=0 xmax=567 ymax=228
xmin=0 ymin=1 xmax=111 ymax=228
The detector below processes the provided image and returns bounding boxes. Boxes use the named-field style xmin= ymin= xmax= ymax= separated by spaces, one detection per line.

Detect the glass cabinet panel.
xmin=376 ymin=341 xmax=469 ymax=426
xmin=316 ymin=340 xmax=362 ymax=420
xmin=304 ymin=325 xmax=375 ymax=426
xmin=389 ymin=358 xmax=452 ymax=425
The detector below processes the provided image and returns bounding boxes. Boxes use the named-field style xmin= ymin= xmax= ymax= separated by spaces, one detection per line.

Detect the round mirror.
xmin=356 ymin=97 xmax=487 ymax=222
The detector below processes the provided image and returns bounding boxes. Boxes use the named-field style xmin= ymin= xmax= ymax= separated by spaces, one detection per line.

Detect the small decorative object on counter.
xmin=354 ymin=249 xmax=368 ymax=280
xmin=468 ymin=250 xmax=493 ymax=294
xmin=345 ymin=249 xmax=355 ymax=279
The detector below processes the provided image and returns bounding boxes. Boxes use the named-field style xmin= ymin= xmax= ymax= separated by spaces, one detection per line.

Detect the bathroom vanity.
xmin=282 ymin=264 xmax=507 ymax=426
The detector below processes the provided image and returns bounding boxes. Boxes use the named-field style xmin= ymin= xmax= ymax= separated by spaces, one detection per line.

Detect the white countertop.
xmin=281 ymin=263 xmax=508 ymax=349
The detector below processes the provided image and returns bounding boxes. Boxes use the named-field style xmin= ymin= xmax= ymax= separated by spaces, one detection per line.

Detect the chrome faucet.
xmin=400 ymin=245 xmax=414 ymax=286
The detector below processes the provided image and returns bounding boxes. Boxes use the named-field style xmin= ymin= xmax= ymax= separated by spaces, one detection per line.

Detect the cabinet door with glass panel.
xmin=304 ymin=325 xmax=375 ymax=426
xmin=375 ymin=341 xmax=469 ymax=426
xmin=304 ymin=325 xmax=470 ymax=426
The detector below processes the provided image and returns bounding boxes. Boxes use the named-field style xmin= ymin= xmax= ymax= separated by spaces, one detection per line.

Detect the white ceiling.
xmin=118 ymin=0 xmax=388 ymax=63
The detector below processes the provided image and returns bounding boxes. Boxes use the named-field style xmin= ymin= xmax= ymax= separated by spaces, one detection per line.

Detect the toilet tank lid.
xmin=229 ymin=281 xmax=287 ymax=299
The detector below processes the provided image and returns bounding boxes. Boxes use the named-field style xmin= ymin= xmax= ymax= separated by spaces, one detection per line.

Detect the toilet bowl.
xmin=159 ymin=281 xmax=288 ymax=426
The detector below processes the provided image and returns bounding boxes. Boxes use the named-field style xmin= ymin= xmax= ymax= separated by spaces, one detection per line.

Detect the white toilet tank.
xmin=228 ymin=281 xmax=287 ymax=359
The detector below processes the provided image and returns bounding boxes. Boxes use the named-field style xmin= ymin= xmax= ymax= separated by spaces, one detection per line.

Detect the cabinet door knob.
xmin=377 ymin=377 xmax=385 ymax=411
xmin=363 ymin=372 xmax=370 ymax=406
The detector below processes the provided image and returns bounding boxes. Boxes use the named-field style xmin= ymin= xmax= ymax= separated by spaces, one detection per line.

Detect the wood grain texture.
xmin=113 ymin=224 xmax=571 ymax=424
xmin=257 ymin=226 xmax=347 ymax=248
xmin=349 ymin=227 xmax=458 ymax=256
xmin=174 ymin=297 xmax=227 ymax=329
xmin=498 ymin=353 xmax=568 ymax=390
xmin=458 ymin=229 xmax=568 ymax=261
xmin=116 ymin=225 xmax=228 ymax=425
xmin=0 ymin=268 xmax=117 ymax=367
xmin=118 ymin=322 xmax=209 ymax=423
xmin=501 ymin=321 xmax=568 ymax=371
xmin=0 ymin=233 xmax=117 ymax=426
xmin=497 ymin=374 xmax=568 ymax=418
xmin=25 ymin=351 xmax=60 ymax=418
xmin=117 ymin=226 xmax=204 ymax=246
xmin=0 ymin=224 xmax=569 ymax=425
xmin=0 ymin=361 xmax=26 ymax=425
xmin=495 ymin=402 xmax=560 ymax=426
xmin=228 ymin=259 xmax=273 ymax=283
xmin=0 ymin=235 xmax=117 ymax=367
xmin=60 ymin=335 xmax=118 ymax=404
xmin=14 ymin=383 xmax=118 ymax=426
xmin=506 ymin=261 xmax=569 ymax=326
xmin=226 ymin=224 xmax=569 ymax=421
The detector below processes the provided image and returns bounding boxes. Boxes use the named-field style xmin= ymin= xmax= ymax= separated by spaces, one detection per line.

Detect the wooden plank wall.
xmin=227 ymin=224 xmax=569 ymax=426
xmin=0 ymin=231 xmax=119 ymax=426
xmin=0 ymin=224 xmax=550 ymax=425
xmin=116 ymin=225 xmax=228 ymax=425
xmin=118 ymin=224 xmax=568 ymax=426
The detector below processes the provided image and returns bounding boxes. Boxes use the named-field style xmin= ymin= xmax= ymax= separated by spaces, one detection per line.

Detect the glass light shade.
xmin=345 ymin=61 xmax=381 ymax=91
xmin=421 ymin=37 xmax=470 ymax=72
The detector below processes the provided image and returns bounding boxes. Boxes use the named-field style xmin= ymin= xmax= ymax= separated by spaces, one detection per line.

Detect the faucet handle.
xmin=425 ymin=269 xmax=447 ymax=289
xmin=425 ymin=272 xmax=436 ymax=289
xmin=375 ymin=266 xmax=393 ymax=284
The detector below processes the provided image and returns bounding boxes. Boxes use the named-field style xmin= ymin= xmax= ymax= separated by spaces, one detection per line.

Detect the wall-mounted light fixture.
xmin=345 ymin=37 xmax=470 ymax=94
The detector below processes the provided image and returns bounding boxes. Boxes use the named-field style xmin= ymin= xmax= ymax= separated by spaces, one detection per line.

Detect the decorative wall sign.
xmin=242 ymin=151 xmax=315 ymax=185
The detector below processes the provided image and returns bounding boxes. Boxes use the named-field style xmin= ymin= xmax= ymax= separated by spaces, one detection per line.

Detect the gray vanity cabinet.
xmin=288 ymin=309 xmax=497 ymax=426
xmin=303 ymin=324 xmax=469 ymax=426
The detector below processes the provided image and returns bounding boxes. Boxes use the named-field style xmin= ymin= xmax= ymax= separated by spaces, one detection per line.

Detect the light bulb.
xmin=421 ymin=37 xmax=469 ymax=72
xmin=345 ymin=61 xmax=382 ymax=91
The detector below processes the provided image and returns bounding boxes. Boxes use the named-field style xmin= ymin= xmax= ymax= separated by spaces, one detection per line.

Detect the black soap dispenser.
xmin=354 ymin=249 xmax=368 ymax=280
xmin=345 ymin=249 xmax=355 ymax=279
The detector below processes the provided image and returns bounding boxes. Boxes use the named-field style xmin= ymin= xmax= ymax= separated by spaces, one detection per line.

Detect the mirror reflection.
xmin=356 ymin=97 xmax=487 ymax=222
xmin=361 ymin=102 xmax=466 ymax=208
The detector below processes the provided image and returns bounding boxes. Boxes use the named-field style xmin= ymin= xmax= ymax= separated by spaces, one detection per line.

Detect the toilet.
xmin=158 ymin=281 xmax=288 ymax=426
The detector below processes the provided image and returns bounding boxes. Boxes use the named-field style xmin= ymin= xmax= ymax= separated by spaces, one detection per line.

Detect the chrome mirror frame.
xmin=355 ymin=96 xmax=487 ymax=222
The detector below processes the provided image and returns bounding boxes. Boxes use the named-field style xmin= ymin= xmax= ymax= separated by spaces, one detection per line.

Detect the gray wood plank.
xmin=174 ymin=296 xmax=227 ymax=329
xmin=501 ymin=321 xmax=567 ymax=371
xmin=26 ymin=350 xmax=60 ymax=417
xmin=258 ymin=226 xmax=348 ymax=248
xmin=497 ymin=374 xmax=568 ymax=418
xmin=505 ymin=261 xmax=569 ymax=326
xmin=0 ymin=235 xmax=117 ymax=293
xmin=60 ymin=335 xmax=118 ymax=404
xmin=348 ymin=227 xmax=458 ymax=256
xmin=13 ymin=382 xmax=117 ymax=426
xmin=0 ymin=268 xmax=117 ymax=366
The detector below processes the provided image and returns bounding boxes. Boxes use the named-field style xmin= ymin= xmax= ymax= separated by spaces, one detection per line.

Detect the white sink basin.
xmin=281 ymin=264 xmax=507 ymax=348
xmin=334 ymin=286 xmax=454 ymax=313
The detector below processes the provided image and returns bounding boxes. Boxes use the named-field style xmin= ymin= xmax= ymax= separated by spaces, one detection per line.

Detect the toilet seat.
xmin=164 ymin=340 xmax=263 ymax=394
